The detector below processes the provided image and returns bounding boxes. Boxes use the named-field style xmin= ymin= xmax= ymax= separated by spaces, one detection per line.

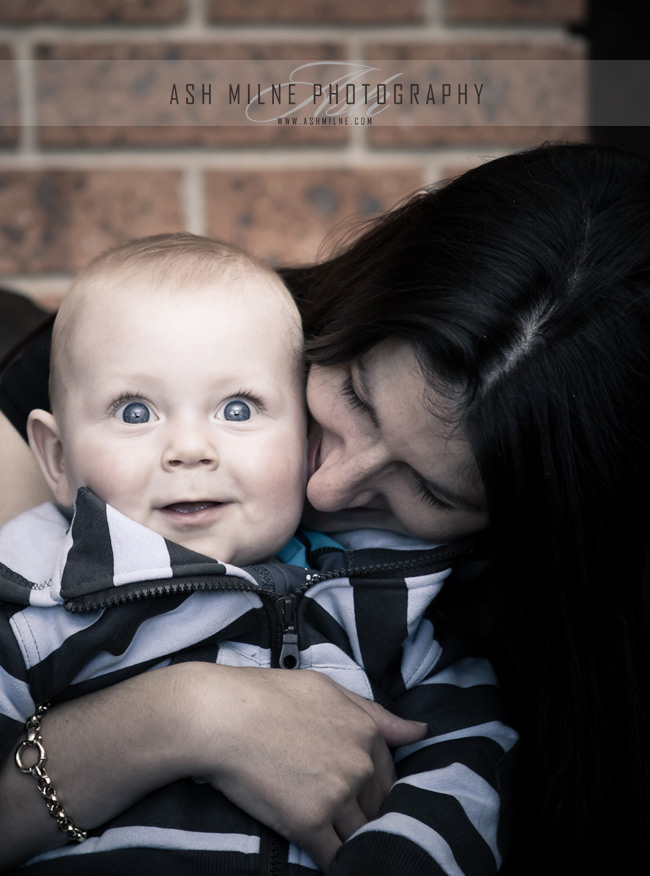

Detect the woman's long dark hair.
xmin=282 ymin=143 xmax=650 ymax=873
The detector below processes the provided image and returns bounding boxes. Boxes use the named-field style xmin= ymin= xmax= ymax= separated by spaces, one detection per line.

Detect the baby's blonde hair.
xmin=50 ymin=232 xmax=302 ymax=413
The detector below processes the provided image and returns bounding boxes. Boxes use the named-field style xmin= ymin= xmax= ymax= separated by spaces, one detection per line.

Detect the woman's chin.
xmin=301 ymin=500 xmax=406 ymax=535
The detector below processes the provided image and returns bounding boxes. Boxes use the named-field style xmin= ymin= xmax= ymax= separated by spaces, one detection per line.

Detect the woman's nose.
xmin=308 ymin=441 xmax=387 ymax=512
xmin=162 ymin=421 xmax=218 ymax=471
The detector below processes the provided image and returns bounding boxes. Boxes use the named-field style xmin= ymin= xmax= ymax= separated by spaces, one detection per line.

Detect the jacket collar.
xmin=0 ymin=488 xmax=254 ymax=607
xmin=0 ymin=488 xmax=479 ymax=610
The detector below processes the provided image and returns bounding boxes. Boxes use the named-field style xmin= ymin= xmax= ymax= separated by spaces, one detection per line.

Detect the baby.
xmin=28 ymin=232 xmax=307 ymax=566
xmin=0 ymin=233 xmax=516 ymax=876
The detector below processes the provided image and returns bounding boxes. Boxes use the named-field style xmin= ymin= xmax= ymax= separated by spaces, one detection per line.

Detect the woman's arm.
xmin=0 ymin=661 xmax=426 ymax=873
xmin=0 ymin=410 xmax=53 ymax=526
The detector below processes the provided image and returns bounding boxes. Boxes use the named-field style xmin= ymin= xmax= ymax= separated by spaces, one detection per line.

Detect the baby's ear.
xmin=27 ymin=410 xmax=73 ymax=507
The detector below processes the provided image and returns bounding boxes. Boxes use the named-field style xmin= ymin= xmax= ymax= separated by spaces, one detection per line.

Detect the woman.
xmin=0 ymin=142 xmax=648 ymax=874
xmin=290 ymin=139 xmax=650 ymax=872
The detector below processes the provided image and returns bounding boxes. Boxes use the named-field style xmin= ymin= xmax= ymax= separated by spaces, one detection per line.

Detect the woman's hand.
xmin=182 ymin=664 xmax=427 ymax=872
xmin=0 ymin=662 xmax=426 ymax=873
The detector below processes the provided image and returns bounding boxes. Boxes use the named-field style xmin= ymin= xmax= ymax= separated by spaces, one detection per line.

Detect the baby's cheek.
xmin=78 ymin=449 xmax=141 ymax=505
xmin=257 ymin=437 xmax=306 ymax=508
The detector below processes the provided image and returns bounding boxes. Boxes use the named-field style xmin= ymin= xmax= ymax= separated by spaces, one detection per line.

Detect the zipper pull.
xmin=276 ymin=594 xmax=300 ymax=669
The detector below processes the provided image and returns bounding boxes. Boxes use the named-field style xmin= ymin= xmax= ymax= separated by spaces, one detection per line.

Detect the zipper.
xmin=64 ymin=575 xmax=259 ymax=612
xmin=262 ymin=593 xmax=301 ymax=876
xmin=275 ymin=594 xmax=300 ymax=670
xmin=65 ymin=539 xmax=473 ymax=612
xmin=259 ymin=544 xmax=473 ymax=876
xmin=304 ymin=550 xmax=467 ymax=586
xmin=260 ymin=829 xmax=289 ymax=876
xmin=268 ymin=834 xmax=288 ymax=876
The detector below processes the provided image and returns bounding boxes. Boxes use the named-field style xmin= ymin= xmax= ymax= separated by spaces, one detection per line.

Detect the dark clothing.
xmin=0 ymin=489 xmax=517 ymax=875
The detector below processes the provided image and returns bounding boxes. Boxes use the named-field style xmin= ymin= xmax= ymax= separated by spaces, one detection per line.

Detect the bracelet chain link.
xmin=15 ymin=703 xmax=88 ymax=843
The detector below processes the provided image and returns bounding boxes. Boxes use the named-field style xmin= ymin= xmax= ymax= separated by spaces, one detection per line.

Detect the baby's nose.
xmin=163 ymin=422 xmax=219 ymax=470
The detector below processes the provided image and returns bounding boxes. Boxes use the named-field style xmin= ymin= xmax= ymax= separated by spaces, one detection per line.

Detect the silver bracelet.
xmin=15 ymin=703 xmax=88 ymax=843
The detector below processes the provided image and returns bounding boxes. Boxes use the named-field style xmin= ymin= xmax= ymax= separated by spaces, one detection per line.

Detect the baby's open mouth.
xmin=163 ymin=501 xmax=221 ymax=514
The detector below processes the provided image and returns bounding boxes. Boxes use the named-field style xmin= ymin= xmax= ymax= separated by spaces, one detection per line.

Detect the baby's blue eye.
xmin=222 ymin=399 xmax=251 ymax=421
xmin=120 ymin=402 xmax=150 ymax=424
xmin=216 ymin=395 xmax=261 ymax=422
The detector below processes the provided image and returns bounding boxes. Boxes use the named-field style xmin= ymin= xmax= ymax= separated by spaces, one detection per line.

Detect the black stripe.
xmin=383 ymin=783 xmax=497 ymax=874
xmin=60 ymin=490 xmax=114 ymax=599
xmin=397 ymin=736 xmax=511 ymax=793
xmin=300 ymin=595 xmax=357 ymax=660
xmin=27 ymin=593 xmax=192 ymax=702
xmin=109 ymin=778 xmax=263 ymax=834
xmin=353 ymin=577 xmax=409 ymax=685
xmin=396 ymin=681 xmax=509 ymax=732
xmin=332 ymin=830 xmax=451 ymax=876
xmin=13 ymin=849 xmax=262 ymax=876
xmin=165 ymin=538 xmax=228 ymax=575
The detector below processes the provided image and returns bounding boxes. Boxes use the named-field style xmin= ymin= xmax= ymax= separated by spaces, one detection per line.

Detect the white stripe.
xmin=10 ymin=603 xmax=104 ymax=669
xmin=396 ymin=763 xmax=502 ymax=867
xmin=71 ymin=588 xmax=262 ymax=683
xmin=301 ymin=642 xmax=375 ymax=698
xmin=395 ymin=720 xmax=519 ymax=764
xmin=400 ymin=618 xmax=441 ymax=687
xmin=352 ymin=813 xmax=465 ymax=876
xmin=305 ymin=578 xmax=364 ymax=665
xmin=221 ymin=562 xmax=259 ymax=586
xmin=106 ymin=504 xmax=173 ymax=586
xmin=399 ymin=571 xmax=448 ymax=687
xmin=0 ymin=503 xmax=68 ymax=596
xmin=421 ymin=656 xmax=498 ymax=689
xmin=216 ymin=640 xmax=271 ymax=668
xmin=0 ymin=663 xmax=35 ymax=722
xmin=26 ymin=826 xmax=260 ymax=863
xmin=333 ymin=529 xmax=443 ymax=551
xmin=404 ymin=570 xmax=448 ymax=635
xmin=288 ymin=843 xmax=319 ymax=869
xmin=47 ymin=525 xmax=75 ymax=604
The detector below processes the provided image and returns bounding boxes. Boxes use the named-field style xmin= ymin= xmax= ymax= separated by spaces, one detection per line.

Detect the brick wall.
xmin=0 ymin=0 xmax=586 ymax=309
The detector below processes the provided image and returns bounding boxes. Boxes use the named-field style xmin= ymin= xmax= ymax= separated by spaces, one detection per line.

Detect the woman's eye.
xmin=218 ymin=398 xmax=259 ymax=422
xmin=341 ymin=375 xmax=369 ymax=414
xmin=341 ymin=372 xmax=380 ymax=429
xmin=411 ymin=470 xmax=451 ymax=511
xmin=117 ymin=401 xmax=151 ymax=424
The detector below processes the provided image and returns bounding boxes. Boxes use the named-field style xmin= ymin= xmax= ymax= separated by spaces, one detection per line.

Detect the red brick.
xmin=38 ymin=125 xmax=350 ymax=148
xmin=0 ymin=46 xmax=19 ymax=148
xmin=362 ymin=42 xmax=588 ymax=148
xmin=0 ymin=0 xmax=188 ymax=24
xmin=446 ymin=0 xmax=586 ymax=24
xmin=36 ymin=43 xmax=349 ymax=148
xmin=205 ymin=169 xmax=423 ymax=268
xmin=0 ymin=171 xmax=183 ymax=274
xmin=208 ymin=0 xmax=423 ymax=24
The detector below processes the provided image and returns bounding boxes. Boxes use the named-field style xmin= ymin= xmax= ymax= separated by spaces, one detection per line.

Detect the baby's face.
xmin=55 ymin=273 xmax=307 ymax=565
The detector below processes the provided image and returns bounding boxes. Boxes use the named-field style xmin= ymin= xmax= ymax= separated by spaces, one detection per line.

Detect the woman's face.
xmin=305 ymin=338 xmax=489 ymax=541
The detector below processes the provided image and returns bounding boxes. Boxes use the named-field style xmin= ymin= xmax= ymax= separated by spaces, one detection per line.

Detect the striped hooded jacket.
xmin=0 ymin=488 xmax=518 ymax=876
